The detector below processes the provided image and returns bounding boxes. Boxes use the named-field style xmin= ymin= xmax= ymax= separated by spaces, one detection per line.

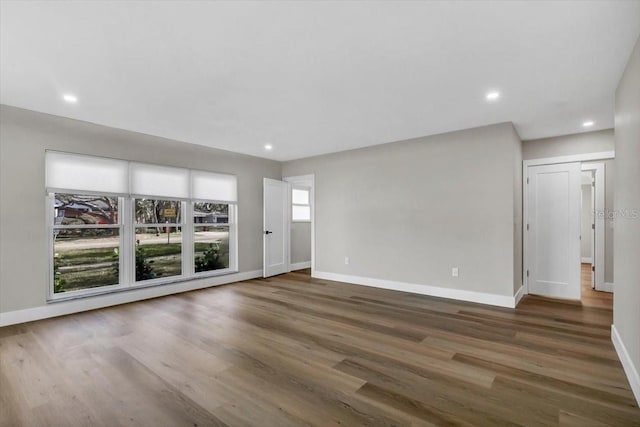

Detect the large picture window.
xmin=46 ymin=151 xmax=238 ymax=300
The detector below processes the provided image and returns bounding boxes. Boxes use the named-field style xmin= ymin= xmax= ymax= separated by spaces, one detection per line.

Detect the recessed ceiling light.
xmin=485 ymin=91 xmax=500 ymax=101
xmin=63 ymin=94 xmax=78 ymax=103
xmin=264 ymin=144 xmax=273 ymax=151
xmin=583 ymin=120 xmax=594 ymax=127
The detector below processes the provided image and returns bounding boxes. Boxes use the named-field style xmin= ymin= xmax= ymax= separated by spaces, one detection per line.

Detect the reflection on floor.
xmin=581 ymin=262 xmax=613 ymax=309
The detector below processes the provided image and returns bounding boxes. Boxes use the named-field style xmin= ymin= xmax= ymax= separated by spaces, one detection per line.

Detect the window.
xmin=134 ymin=199 xmax=183 ymax=282
xmin=46 ymin=151 xmax=238 ymax=300
xmin=194 ymin=203 xmax=230 ymax=273
xmin=52 ymin=194 xmax=122 ymax=294
xmin=292 ymin=187 xmax=311 ymax=222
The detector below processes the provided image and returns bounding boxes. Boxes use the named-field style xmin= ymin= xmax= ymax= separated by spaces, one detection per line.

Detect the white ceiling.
xmin=1 ymin=1 xmax=639 ymax=161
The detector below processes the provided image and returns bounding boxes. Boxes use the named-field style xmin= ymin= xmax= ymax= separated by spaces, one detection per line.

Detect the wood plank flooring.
xmin=581 ymin=263 xmax=613 ymax=309
xmin=1 ymin=269 xmax=638 ymax=426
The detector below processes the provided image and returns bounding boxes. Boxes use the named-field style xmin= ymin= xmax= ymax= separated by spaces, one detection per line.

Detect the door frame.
xmin=283 ymin=174 xmax=315 ymax=275
xmin=523 ymin=151 xmax=614 ymax=296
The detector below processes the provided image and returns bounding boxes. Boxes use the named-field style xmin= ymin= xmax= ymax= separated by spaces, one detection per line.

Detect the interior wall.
xmin=584 ymin=159 xmax=616 ymax=284
xmin=523 ymin=131 xmax=615 ymax=283
xmin=283 ymin=122 xmax=522 ymax=299
xmin=290 ymin=222 xmax=311 ymax=265
xmin=0 ymin=105 xmax=282 ymax=314
xmin=513 ymin=125 xmax=523 ymax=294
xmin=613 ymin=35 xmax=640 ymax=400
xmin=581 ymin=183 xmax=593 ymax=260
xmin=522 ymin=129 xmax=614 ymax=158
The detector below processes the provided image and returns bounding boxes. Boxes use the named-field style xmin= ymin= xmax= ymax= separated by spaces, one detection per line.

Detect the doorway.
xmin=284 ymin=174 xmax=314 ymax=276
xmin=581 ymin=162 xmax=606 ymax=290
xmin=523 ymin=152 xmax=613 ymax=301
xmin=263 ymin=175 xmax=315 ymax=278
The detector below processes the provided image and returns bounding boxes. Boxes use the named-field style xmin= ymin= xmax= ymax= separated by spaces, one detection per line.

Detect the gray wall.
xmin=513 ymin=125 xmax=523 ymax=294
xmin=0 ymin=105 xmax=282 ymax=313
xmin=283 ymin=123 xmax=522 ymax=298
xmin=291 ymin=222 xmax=311 ymax=265
xmin=584 ymin=159 xmax=616 ymax=284
xmin=613 ymin=36 xmax=640 ymax=388
xmin=523 ymin=129 xmax=614 ymax=159
xmin=523 ymin=131 xmax=615 ymax=283
xmin=581 ymin=184 xmax=593 ymax=260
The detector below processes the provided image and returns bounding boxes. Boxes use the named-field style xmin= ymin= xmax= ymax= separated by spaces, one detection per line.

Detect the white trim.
xmin=581 ymin=257 xmax=593 ymax=263
xmin=313 ymin=271 xmax=518 ymax=308
xmin=523 ymin=150 xmax=614 ymax=295
xmin=523 ymin=151 xmax=615 ymax=168
xmin=514 ymin=284 xmax=526 ymax=307
xmin=601 ymin=282 xmax=614 ymax=292
xmin=0 ymin=270 xmax=262 ymax=327
xmin=611 ymin=325 xmax=640 ymax=405
xmin=290 ymin=261 xmax=311 ymax=271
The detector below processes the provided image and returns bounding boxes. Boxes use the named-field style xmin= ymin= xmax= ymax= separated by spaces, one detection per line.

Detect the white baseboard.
xmin=514 ymin=284 xmax=526 ymax=307
xmin=599 ymin=282 xmax=614 ymax=292
xmin=581 ymin=257 xmax=593 ymax=263
xmin=612 ymin=325 xmax=640 ymax=405
xmin=290 ymin=261 xmax=311 ymax=271
xmin=0 ymin=270 xmax=262 ymax=327
xmin=313 ymin=271 xmax=518 ymax=308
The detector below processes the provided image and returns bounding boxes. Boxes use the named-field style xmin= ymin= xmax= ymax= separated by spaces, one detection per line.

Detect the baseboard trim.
xmin=313 ymin=271 xmax=517 ymax=308
xmin=0 ymin=270 xmax=262 ymax=327
xmin=581 ymin=257 xmax=593 ymax=263
xmin=514 ymin=284 xmax=526 ymax=307
xmin=599 ymin=282 xmax=614 ymax=292
xmin=290 ymin=261 xmax=311 ymax=271
xmin=612 ymin=324 xmax=640 ymax=405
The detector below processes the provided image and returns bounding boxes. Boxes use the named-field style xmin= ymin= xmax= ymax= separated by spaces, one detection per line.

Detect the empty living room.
xmin=1 ymin=1 xmax=640 ymax=426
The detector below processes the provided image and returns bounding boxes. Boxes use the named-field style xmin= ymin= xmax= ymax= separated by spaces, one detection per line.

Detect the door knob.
xmin=265 ymin=230 xmax=273 ymax=235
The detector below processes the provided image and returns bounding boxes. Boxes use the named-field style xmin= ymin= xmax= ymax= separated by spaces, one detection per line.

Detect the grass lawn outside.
xmin=55 ymin=237 xmax=230 ymax=293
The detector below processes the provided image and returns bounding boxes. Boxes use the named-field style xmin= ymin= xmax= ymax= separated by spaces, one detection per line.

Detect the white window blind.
xmin=46 ymin=151 xmax=128 ymax=194
xmin=47 ymin=152 xmax=236 ymax=202
xmin=291 ymin=187 xmax=311 ymax=221
xmin=292 ymin=188 xmax=309 ymax=205
xmin=191 ymin=170 xmax=237 ymax=203
xmin=292 ymin=205 xmax=311 ymax=221
xmin=130 ymin=162 xmax=190 ymax=199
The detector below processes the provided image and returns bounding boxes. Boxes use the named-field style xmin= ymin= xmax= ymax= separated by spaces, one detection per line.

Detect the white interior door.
xmin=263 ymin=178 xmax=289 ymax=277
xmin=527 ymin=163 xmax=581 ymax=300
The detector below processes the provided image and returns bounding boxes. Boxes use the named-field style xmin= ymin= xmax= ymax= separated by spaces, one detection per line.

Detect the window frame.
xmin=191 ymin=200 xmax=237 ymax=278
xmin=45 ymin=154 xmax=239 ymax=302
xmin=291 ymin=186 xmax=312 ymax=223
xmin=47 ymin=193 xmax=127 ymax=300
xmin=132 ymin=197 xmax=187 ymax=287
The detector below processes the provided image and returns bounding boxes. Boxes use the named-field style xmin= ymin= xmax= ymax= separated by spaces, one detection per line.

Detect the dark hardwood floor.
xmin=1 ymin=269 xmax=638 ymax=426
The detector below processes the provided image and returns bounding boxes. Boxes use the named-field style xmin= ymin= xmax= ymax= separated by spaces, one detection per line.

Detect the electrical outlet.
xmin=344 ymin=256 xmax=350 ymax=265
xmin=452 ymin=267 xmax=459 ymax=277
